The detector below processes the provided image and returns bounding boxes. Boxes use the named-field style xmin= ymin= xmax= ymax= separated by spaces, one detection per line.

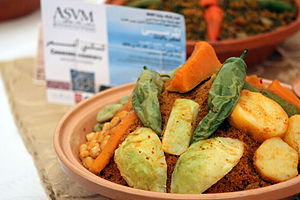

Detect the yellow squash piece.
xmin=114 ymin=127 xmax=167 ymax=192
xmin=162 ymin=99 xmax=200 ymax=155
xmin=171 ymin=137 xmax=244 ymax=194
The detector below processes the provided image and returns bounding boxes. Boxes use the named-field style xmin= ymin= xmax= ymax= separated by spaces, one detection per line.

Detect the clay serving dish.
xmin=106 ymin=0 xmax=300 ymax=66
xmin=54 ymin=80 xmax=300 ymax=200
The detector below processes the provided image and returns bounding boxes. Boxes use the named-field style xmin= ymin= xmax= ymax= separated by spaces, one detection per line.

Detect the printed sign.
xmin=41 ymin=0 xmax=185 ymax=105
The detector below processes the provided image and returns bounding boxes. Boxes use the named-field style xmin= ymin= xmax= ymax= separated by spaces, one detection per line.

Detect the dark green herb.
xmin=257 ymin=0 xmax=294 ymax=13
xmin=132 ymin=67 xmax=164 ymax=135
xmin=192 ymin=50 xmax=248 ymax=143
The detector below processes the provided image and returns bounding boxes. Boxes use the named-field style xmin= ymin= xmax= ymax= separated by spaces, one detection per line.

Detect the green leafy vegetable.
xmin=132 ymin=67 xmax=164 ymax=135
xmin=192 ymin=50 xmax=247 ymax=143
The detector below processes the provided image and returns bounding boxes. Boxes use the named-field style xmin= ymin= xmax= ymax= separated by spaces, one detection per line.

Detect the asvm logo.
xmin=53 ymin=6 xmax=95 ymax=32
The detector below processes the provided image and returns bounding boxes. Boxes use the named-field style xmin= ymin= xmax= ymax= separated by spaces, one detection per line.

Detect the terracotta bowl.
xmin=54 ymin=80 xmax=300 ymax=200
xmin=106 ymin=0 xmax=300 ymax=66
xmin=0 ymin=0 xmax=40 ymax=21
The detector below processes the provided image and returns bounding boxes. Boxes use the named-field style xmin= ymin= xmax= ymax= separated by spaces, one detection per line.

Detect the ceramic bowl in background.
xmin=106 ymin=0 xmax=300 ymax=66
xmin=0 ymin=0 xmax=40 ymax=21
xmin=54 ymin=80 xmax=300 ymax=200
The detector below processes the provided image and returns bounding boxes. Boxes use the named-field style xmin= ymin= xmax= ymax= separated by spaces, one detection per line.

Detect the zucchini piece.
xmin=162 ymin=99 xmax=199 ymax=155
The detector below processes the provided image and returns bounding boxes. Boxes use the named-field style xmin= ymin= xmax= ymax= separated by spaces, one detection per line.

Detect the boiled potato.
xmin=284 ymin=114 xmax=300 ymax=163
xmin=254 ymin=137 xmax=298 ymax=183
xmin=229 ymin=90 xmax=288 ymax=142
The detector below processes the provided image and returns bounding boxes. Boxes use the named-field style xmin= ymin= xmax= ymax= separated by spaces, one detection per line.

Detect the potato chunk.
xmin=254 ymin=137 xmax=298 ymax=183
xmin=162 ymin=99 xmax=199 ymax=155
xmin=284 ymin=114 xmax=300 ymax=163
xmin=229 ymin=90 xmax=288 ymax=142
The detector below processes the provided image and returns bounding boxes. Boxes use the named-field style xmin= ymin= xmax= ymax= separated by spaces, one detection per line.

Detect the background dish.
xmin=54 ymin=80 xmax=300 ymax=200
xmin=107 ymin=0 xmax=300 ymax=66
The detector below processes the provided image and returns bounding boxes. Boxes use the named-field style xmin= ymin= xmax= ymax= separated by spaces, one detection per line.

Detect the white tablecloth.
xmin=0 ymin=10 xmax=48 ymax=200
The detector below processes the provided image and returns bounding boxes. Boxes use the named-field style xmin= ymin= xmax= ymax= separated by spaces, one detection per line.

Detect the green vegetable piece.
xmin=132 ymin=68 xmax=164 ymax=135
xmin=243 ymin=81 xmax=261 ymax=92
xmin=93 ymin=123 xmax=103 ymax=132
xmin=126 ymin=0 xmax=162 ymax=8
xmin=261 ymin=90 xmax=300 ymax=117
xmin=160 ymin=68 xmax=178 ymax=81
xmin=192 ymin=50 xmax=248 ymax=143
xmin=243 ymin=82 xmax=300 ymax=117
xmin=171 ymin=137 xmax=244 ymax=194
xmin=114 ymin=127 xmax=167 ymax=192
xmin=119 ymin=96 xmax=129 ymax=105
xmin=257 ymin=0 xmax=294 ymax=13
xmin=96 ymin=104 xmax=123 ymax=123
xmin=162 ymin=99 xmax=199 ymax=155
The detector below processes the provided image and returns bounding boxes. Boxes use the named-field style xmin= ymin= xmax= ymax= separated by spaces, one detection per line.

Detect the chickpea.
xmin=86 ymin=132 xmax=95 ymax=142
xmin=110 ymin=116 xmax=120 ymax=127
xmin=101 ymin=135 xmax=111 ymax=150
xmin=97 ymin=131 xmax=105 ymax=143
xmin=79 ymin=150 xmax=89 ymax=159
xmin=90 ymin=144 xmax=101 ymax=158
xmin=82 ymin=156 xmax=94 ymax=169
xmin=102 ymin=122 xmax=111 ymax=131
xmin=79 ymin=143 xmax=88 ymax=152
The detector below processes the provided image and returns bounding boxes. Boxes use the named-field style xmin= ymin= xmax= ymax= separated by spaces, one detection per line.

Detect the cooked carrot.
xmin=166 ymin=41 xmax=222 ymax=93
xmin=246 ymin=75 xmax=265 ymax=90
xmin=267 ymin=80 xmax=300 ymax=110
xmin=90 ymin=111 xmax=138 ymax=174
xmin=205 ymin=5 xmax=223 ymax=41
xmin=200 ymin=0 xmax=218 ymax=7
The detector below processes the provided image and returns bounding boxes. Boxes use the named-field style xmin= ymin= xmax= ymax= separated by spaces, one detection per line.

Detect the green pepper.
xmin=126 ymin=0 xmax=162 ymax=8
xmin=257 ymin=0 xmax=294 ymax=13
xmin=132 ymin=67 xmax=164 ymax=135
xmin=243 ymin=82 xmax=300 ymax=117
xmin=192 ymin=50 xmax=248 ymax=143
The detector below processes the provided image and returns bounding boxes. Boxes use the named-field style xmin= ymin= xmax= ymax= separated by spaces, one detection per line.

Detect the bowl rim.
xmin=54 ymin=80 xmax=300 ymax=199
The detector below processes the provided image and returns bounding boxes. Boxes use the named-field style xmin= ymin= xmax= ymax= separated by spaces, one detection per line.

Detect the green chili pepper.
xmin=126 ymin=0 xmax=162 ymax=8
xmin=257 ymin=0 xmax=294 ymax=13
xmin=192 ymin=50 xmax=248 ymax=143
xmin=132 ymin=67 xmax=164 ymax=135
xmin=96 ymin=104 xmax=123 ymax=123
xmin=119 ymin=96 xmax=129 ymax=105
xmin=243 ymin=82 xmax=300 ymax=117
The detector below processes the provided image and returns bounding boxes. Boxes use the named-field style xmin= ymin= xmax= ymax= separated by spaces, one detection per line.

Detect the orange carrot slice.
xmin=246 ymin=75 xmax=265 ymax=90
xmin=267 ymin=80 xmax=300 ymax=110
xmin=205 ymin=5 xmax=224 ymax=41
xmin=90 ymin=111 xmax=138 ymax=174
xmin=200 ymin=0 xmax=219 ymax=7
xmin=166 ymin=41 xmax=222 ymax=93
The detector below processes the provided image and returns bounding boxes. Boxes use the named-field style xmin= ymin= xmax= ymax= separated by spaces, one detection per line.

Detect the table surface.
xmin=0 ymin=10 xmax=48 ymax=200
